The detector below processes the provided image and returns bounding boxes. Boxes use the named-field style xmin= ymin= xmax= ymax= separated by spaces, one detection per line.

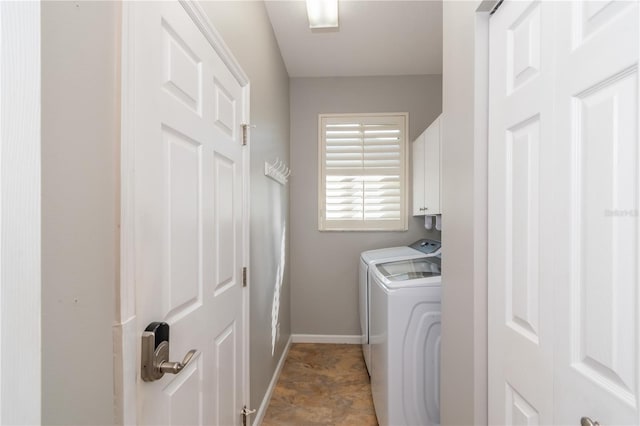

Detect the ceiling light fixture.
xmin=305 ymin=0 xmax=339 ymax=29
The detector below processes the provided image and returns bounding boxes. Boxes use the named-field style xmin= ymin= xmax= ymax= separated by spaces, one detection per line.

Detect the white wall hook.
xmin=264 ymin=158 xmax=290 ymax=185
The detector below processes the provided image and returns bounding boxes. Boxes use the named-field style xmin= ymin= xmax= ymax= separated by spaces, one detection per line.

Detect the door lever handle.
xmin=581 ymin=417 xmax=600 ymax=426
xmin=159 ymin=349 xmax=197 ymax=374
xmin=141 ymin=322 xmax=198 ymax=382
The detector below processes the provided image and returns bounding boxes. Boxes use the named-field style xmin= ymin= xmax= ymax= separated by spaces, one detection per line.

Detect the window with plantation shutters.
xmin=318 ymin=113 xmax=408 ymax=231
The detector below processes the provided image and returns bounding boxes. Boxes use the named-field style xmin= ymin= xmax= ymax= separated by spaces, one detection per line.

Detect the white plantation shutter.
xmin=319 ymin=113 xmax=408 ymax=231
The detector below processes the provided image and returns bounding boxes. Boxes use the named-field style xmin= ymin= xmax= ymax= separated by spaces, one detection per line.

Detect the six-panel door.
xmin=489 ymin=1 xmax=639 ymax=424
xmin=132 ymin=2 xmax=247 ymax=424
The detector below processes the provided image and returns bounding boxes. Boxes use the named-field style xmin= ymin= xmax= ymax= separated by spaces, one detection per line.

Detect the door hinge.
xmin=241 ymin=405 xmax=256 ymax=426
xmin=241 ymin=124 xmax=248 ymax=146
xmin=242 ymin=267 xmax=247 ymax=287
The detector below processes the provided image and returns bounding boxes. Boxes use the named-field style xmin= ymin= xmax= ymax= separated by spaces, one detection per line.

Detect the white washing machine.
xmin=359 ymin=239 xmax=441 ymax=376
xmin=370 ymin=256 xmax=442 ymax=426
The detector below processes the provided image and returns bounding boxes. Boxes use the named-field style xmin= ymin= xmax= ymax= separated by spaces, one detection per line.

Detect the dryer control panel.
xmin=409 ymin=238 xmax=441 ymax=255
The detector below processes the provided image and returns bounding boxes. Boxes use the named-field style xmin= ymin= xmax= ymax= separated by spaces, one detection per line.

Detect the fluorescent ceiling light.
xmin=306 ymin=0 xmax=339 ymax=29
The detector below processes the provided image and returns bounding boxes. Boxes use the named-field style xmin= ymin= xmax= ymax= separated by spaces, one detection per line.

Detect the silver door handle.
xmin=581 ymin=417 xmax=600 ymax=426
xmin=158 ymin=348 xmax=197 ymax=374
xmin=141 ymin=322 xmax=198 ymax=382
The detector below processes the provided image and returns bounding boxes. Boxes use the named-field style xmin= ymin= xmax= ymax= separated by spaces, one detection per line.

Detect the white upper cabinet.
xmin=412 ymin=114 xmax=441 ymax=216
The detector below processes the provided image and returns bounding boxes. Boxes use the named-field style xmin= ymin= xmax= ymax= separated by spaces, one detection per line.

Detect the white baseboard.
xmin=291 ymin=334 xmax=361 ymax=344
xmin=252 ymin=335 xmax=292 ymax=426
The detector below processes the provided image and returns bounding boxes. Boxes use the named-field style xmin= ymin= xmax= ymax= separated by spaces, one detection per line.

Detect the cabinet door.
xmin=412 ymin=131 xmax=426 ymax=216
xmin=424 ymin=116 xmax=441 ymax=214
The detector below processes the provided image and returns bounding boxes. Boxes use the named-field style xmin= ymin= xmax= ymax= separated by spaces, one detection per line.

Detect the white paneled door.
xmin=553 ymin=1 xmax=638 ymax=424
xmin=489 ymin=1 xmax=639 ymax=425
xmin=130 ymin=2 xmax=247 ymax=425
xmin=488 ymin=1 xmax=555 ymax=423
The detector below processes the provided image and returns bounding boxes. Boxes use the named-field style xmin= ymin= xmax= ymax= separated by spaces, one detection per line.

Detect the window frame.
xmin=317 ymin=112 xmax=409 ymax=232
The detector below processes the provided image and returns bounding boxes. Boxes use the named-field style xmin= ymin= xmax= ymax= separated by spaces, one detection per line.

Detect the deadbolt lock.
xmin=141 ymin=322 xmax=197 ymax=382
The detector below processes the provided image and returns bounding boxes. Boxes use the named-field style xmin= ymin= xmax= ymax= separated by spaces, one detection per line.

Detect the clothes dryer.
xmin=370 ymin=256 xmax=442 ymax=426
xmin=359 ymin=239 xmax=440 ymax=375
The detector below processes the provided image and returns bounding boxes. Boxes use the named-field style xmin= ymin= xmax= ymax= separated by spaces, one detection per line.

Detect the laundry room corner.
xmin=289 ymin=76 xmax=443 ymax=339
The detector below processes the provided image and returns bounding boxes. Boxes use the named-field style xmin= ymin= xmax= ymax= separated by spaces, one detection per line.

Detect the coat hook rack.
xmin=264 ymin=157 xmax=291 ymax=185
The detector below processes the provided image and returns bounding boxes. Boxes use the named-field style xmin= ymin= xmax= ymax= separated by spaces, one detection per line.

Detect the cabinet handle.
xmin=419 ymin=207 xmax=428 ymax=211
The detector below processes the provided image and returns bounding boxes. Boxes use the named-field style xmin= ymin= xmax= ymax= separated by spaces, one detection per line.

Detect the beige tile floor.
xmin=261 ymin=343 xmax=379 ymax=426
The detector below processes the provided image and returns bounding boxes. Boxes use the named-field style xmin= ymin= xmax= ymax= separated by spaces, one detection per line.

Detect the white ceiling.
xmin=264 ymin=0 xmax=443 ymax=78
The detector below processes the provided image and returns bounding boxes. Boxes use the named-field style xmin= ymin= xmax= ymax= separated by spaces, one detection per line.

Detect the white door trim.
xmin=0 ymin=1 xmax=41 ymax=423
xmin=115 ymin=1 xmax=251 ymax=423
xmin=472 ymin=7 xmax=490 ymax=426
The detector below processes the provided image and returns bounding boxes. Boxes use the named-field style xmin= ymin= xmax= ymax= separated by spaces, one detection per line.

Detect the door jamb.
xmin=473 ymin=4 xmax=491 ymax=426
xmin=114 ymin=2 xmax=251 ymax=423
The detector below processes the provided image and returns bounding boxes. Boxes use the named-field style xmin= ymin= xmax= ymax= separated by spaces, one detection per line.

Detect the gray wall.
xmin=440 ymin=1 xmax=488 ymax=425
xmin=41 ymin=1 xmax=120 ymax=424
xmin=200 ymin=1 xmax=292 ymax=411
xmin=290 ymin=76 xmax=442 ymax=336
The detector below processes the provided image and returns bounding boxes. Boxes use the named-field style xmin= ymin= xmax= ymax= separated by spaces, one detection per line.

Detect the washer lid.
xmin=360 ymin=246 xmax=422 ymax=264
xmin=376 ymin=257 xmax=441 ymax=282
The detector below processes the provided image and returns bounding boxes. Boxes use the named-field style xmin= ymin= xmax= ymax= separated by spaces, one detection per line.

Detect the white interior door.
xmin=553 ymin=1 xmax=639 ymax=424
xmin=131 ymin=2 xmax=247 ymax=424
xmin=489 ymin=1 xmax=639 ymax=425
xmin=488 ymin=1 xmax=555 ymax=423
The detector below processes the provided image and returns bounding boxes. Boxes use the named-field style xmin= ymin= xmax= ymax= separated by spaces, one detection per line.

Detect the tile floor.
xmin=261 ymin=343 xmax=378 ymax=426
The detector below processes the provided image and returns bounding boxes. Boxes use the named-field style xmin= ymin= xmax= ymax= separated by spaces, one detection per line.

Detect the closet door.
xmin=553 ymin=1 xmax=639 ymax=424
xmin=489 ymin=1 xmax=640 ymax=425
xmin=488 ymin=1 xmax=556 ymax=423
